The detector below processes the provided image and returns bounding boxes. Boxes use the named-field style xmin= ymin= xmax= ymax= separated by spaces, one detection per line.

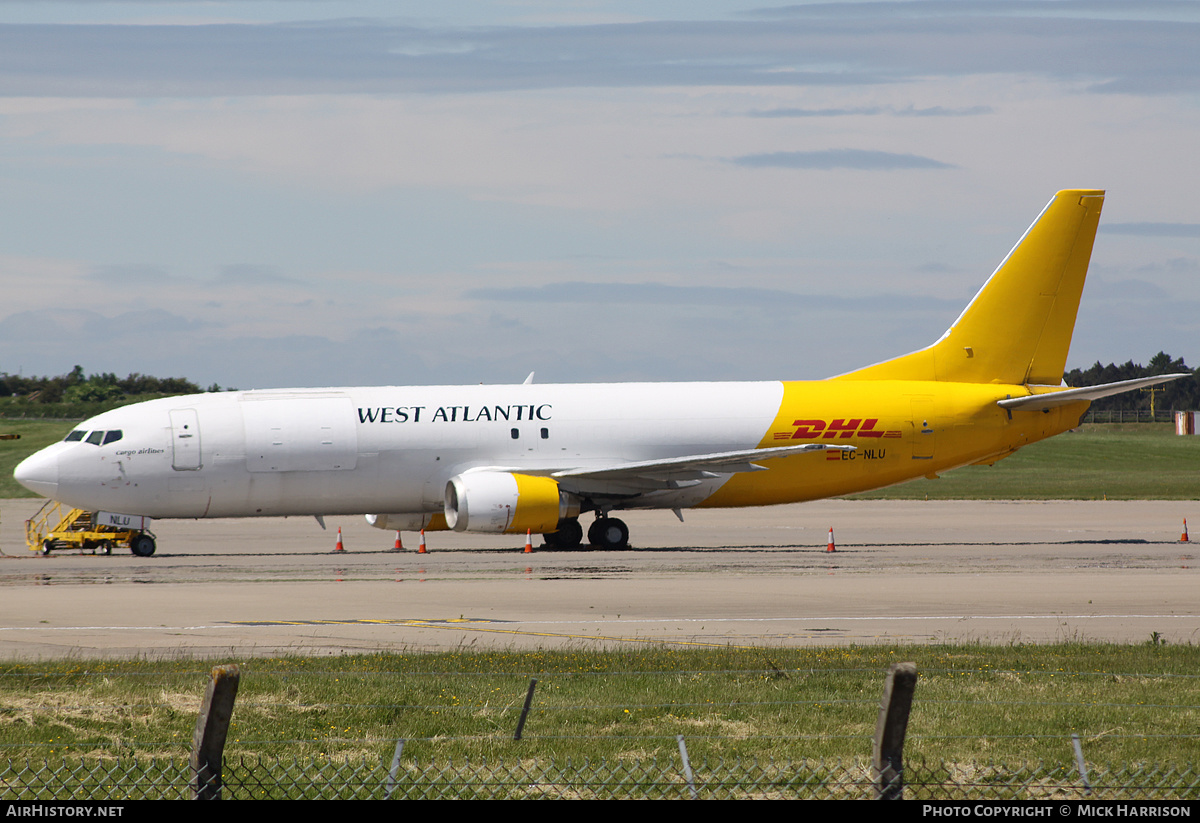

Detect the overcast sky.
xmin=1 ymin=0 xmax=1197 ymax=390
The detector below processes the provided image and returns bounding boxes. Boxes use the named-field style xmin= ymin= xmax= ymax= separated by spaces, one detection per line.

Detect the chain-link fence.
xmin=1080 ymin=409 xmax=1185 ymax=424
xmin=6 ymin=655 xmax=1198 ymax=801
xmin=2 ymin=755 xmax=1198 ymax=800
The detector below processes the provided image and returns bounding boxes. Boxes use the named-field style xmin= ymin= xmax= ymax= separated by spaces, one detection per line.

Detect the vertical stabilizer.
xmin=837 ymin=190 xmax=1104 ymax=385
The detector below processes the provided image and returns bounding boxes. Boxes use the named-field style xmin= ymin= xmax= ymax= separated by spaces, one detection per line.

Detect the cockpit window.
xmin=76 ymin=430 xmax=123 ymax=446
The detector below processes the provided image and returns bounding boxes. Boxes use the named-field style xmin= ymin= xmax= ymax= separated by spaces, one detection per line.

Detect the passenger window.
xmin=85 ymin=431 xmax=104 ymax=445
xmin=102 ymin=430 xmax=123 ymax=445
xmin=510 ymin=428 xmax=520 ymax=440
xmin=64 ymin=430 xmax=86 ymax=442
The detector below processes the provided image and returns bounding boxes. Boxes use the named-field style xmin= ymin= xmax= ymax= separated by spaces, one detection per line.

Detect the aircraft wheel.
xmin=543 ymin=519 xmax=583 ymax=550
xmin=130 ymin=534 xmax=156 ymax=557
xmin=588 ymin=517 xmax=629 ymax=550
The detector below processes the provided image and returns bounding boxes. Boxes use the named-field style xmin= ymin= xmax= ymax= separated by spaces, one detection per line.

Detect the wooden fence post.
xmin=514 ymin=678 xmax=537 ymax=740
xmin=873 ymin=662 xmax=917 ymax=800
xmin=191 ymin=663 xmax=241 ymax=800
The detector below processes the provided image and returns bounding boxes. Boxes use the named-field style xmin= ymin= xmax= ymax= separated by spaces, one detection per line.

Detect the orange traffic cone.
xmin=1182 ymin=519 xmax=1190 ymax=543
xmin=334 ymin=527 xmax=345 ymax=553
xmin=524 ymin=528 xmax=534 ymax=554
xmin=418 ymin=529 xmax=428 ymax=554
xmin=827 ymin=527 xmax=836 ymax=553
xmin=393 ymin=531 xmax=404 ymax=551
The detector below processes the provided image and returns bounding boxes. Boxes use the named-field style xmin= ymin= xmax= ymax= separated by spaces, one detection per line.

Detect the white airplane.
xmin=14 ymin=190 xmax=1186 ymax=555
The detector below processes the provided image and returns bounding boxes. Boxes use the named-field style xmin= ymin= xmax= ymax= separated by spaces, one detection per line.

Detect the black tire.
xmin=543 ymin=519 xmax=583 ymax=550
xmin=100 ymin=541 xmax=113 ymax=556
xmin=587 ymin=517 xmax=629 ymax=550
xmin=41 ymin=540 xmax=53 ymax=556
xmin=130 ymin=534 xmax=156 ymax=557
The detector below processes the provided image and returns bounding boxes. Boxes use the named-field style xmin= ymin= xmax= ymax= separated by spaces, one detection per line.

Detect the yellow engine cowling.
xmin=444 ymin=472 xmax=578 ymax=534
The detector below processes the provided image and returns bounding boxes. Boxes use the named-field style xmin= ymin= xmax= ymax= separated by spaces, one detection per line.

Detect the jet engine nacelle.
xmin=444 ymin=471 xmax=579 ymax=534
xmin=364 ymin=512 xmax=449 ymax=531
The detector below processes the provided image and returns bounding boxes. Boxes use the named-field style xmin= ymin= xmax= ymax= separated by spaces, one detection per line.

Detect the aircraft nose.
xmin=14 ymin=449 xmax=59 ymax=498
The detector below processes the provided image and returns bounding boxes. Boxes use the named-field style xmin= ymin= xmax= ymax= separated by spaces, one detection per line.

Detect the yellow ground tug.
xmin=25 ymin=500 xmax=157 ymax=556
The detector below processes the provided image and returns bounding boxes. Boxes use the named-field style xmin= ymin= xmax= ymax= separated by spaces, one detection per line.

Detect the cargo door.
xmin=909 ymin=398 xmax=935 ymax=461
xmin=242 ymin=395 xmax=357 ymax=472
xmin=169 ymin=408 xmax=202 ymax=471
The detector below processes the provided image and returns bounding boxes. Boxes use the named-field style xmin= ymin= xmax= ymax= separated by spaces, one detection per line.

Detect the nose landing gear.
xmin=130 ymin=533 xmax=157 ymax=557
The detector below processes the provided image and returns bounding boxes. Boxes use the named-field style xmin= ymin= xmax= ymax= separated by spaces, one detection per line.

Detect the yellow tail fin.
xmin=837 ymin=189 xmax=1104 ymax=385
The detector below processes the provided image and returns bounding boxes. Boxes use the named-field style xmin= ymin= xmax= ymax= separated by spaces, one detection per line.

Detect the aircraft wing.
xmin=997 ymin=374 xmax=1190 ymax=412
xmin=542 ymin=443 xmax=854 ymax=494
xmin=553 ymin=443 xmax=852 ymax=480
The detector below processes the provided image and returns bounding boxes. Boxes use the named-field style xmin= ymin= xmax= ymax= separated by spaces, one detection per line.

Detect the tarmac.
xmin=0 ymin=498 xmax=1196 ymax=659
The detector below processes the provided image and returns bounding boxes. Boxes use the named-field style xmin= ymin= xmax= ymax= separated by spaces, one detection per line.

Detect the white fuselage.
xmin=23 ymin=382 xmax=784 ymax=519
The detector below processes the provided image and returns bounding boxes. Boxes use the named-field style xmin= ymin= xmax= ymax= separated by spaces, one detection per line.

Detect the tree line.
xmin=0 ymin=366 xmax=225 ymax=405
xmin=1 ymin=357 xmax=1196 ymax=415
xmin=1064 ymin=351 xmax=1198 ymax=412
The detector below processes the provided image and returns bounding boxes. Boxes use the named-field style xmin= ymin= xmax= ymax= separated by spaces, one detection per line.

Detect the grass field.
xmin=2 ymin=420 xmax=1195 ymax=500
xmin=847 ymin=423 xmax=1200 ymax=500
xmin=1 ymin=645 xmax=1197 ymax=767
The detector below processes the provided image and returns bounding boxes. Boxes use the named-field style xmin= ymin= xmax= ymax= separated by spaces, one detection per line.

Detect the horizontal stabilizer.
xmin=997 ymin=374 xmax=1189 ymax=412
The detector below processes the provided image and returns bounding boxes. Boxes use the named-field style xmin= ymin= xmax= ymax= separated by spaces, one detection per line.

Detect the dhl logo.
xmin=773 ymin=418 xmax=903 ymax=441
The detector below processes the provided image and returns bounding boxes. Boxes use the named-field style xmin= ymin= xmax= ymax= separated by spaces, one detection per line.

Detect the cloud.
xmin=1102 ymin=223 xmax=1200 ymax=238
xmin=464 ymin=280 xmax=964 ymax=314
xmin=1 ymin=9 xmax=1198 ymax=97
xmin=88 ymin=264 xmax=173 ymax=284
xmin=742 ymin=1 xmax=1200 ymax=22
xmin=729 ymin=149 xmax=955 ymax=170
xmin=1134 ymin=257 xmax=1200 ymax=275
xmin=746 ymin=105 xmax=993 ymax=118
xmin=216 ymin=264 xmax=301 ymax=286
xmin=1086 ymin=277 xmax=1171 ymax=300
xmin=0 ymin=307 xmax=214 ymax=347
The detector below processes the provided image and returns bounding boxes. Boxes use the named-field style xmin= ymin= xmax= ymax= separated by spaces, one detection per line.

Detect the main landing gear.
xmin=587 ymin=517 xmax=629 ymax=550
xmin=541 ymin=519 xmax=583 ymax=549
xmin=541 ymin=516 xmax=629 ymax=550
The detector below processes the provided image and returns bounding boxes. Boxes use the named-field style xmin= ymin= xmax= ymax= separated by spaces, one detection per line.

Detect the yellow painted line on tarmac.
xmin=224 ymin=616 xmax=749 ymax=648
xmin=228 ymin=618 xmax=510 ymax=627
xmin=407 ymin=621 xmax=743 ymax=649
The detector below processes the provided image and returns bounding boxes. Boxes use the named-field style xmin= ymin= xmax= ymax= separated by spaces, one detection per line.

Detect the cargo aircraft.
xmin=14 ymin=190 xmax=1186 ymax=555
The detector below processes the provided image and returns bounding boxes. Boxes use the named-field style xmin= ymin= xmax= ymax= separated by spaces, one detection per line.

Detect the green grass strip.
xmin=1 ymin=645 xmax=1197 ymax=766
